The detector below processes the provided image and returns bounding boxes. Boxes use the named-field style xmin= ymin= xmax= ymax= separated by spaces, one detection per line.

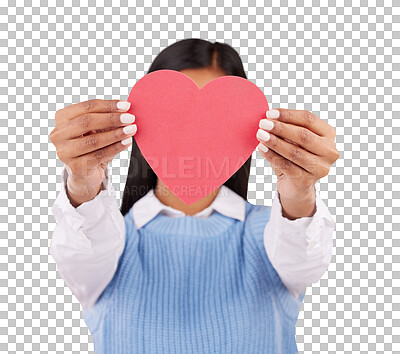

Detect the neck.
xmin=154 ymin=179 xmax=220 ymax=216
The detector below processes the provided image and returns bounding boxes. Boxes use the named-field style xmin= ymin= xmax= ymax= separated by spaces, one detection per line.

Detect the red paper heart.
xmin=127 ymin=69 xmax=269 ymax=205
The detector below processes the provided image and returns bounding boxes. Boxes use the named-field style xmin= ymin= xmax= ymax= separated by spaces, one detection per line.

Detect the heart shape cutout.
xmin=127 ymin=69 xmax=269 ymax=205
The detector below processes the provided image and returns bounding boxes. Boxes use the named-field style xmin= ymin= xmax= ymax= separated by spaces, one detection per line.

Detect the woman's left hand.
xmin=256 ymin=108 xmax=340 ymax=219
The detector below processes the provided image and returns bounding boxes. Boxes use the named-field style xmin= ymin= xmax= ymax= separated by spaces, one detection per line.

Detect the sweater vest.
xmin=83 ymin=200 xmax=305 ymax=353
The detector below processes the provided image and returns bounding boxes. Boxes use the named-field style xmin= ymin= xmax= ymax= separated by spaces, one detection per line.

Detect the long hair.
xmin=120 ymin=39 xmax=252 ymax=216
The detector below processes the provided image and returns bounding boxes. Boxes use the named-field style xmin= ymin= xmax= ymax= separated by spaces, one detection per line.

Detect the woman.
xmin=49 ymin=39 xmax=339 ymax=353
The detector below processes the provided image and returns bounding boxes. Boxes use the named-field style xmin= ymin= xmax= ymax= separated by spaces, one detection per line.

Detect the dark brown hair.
xmin=120 ymin=39 xmax=252 ymax=216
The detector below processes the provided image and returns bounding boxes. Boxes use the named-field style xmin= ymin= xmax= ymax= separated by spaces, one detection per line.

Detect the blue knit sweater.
xmin=83 ymin=200 xmax=305 ymax=353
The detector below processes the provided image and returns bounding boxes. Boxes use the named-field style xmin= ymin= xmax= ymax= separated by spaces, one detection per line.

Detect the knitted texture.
xmin=83 ymin=201 xmax=305 ymax=353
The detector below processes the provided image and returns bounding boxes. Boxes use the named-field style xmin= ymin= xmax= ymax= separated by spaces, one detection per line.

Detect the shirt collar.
xmin=131 ymin=184 xmax=246 ymax=230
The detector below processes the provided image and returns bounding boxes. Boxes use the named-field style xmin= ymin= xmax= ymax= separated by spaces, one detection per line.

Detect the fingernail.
xmin=117 ymin=101 xmax=131 ymax=111
xmin=120 ymin=113 xmax=135 ymax=124
xmin=257 ymin=128 xmax=270 ymax=141
xmin=123 ymin=124 xmax=137 ymax=135
xmin=259 ymin=119 xmax=274 ymax=131
xmin=258 ymin=142 xmax=269 ymax=153
xmin=266 ymin=109 xmax=280 ymax=119
xmin=121 ymin=137 xmax=132 ymax=145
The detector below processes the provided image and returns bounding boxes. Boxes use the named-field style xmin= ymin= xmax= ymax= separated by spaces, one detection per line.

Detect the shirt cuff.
xmin=51 ymin=164 xmax=116 ymax=244
xmin=271 ymin=183 xmax=335 ymax=237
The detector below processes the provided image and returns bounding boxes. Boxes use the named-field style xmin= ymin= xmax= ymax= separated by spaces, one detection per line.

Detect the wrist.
xmin=278 ymin=186 xmax=316 ymax=220
xmin=66 ymin=176 xmax=103 ymax=208
xmin=278 ymin=184 xmax=316 ymax=201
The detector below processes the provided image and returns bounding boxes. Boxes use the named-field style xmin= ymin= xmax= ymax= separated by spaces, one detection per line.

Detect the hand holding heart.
xmin=128 ymin=70 xmax=339 ymax=208
xmin=257 ymin=108 xmax=340 ymax=207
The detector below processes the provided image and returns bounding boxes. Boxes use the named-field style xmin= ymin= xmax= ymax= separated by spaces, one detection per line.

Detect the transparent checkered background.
xmin=1 ymin=0 xmax=399 ymax=353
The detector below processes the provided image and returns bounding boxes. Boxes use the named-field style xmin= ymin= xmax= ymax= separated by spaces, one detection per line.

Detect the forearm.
xmin=264 ymin=185 xmax=336 ymax=299
xmin=50 ymin=209 xmax=125 ymax=311
xmin=50 ymin=164 xmax=125 ymax=311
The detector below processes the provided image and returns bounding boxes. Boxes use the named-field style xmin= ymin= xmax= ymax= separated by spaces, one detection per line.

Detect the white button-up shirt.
xmin=50 ymin=165 xmax=335 ymax=312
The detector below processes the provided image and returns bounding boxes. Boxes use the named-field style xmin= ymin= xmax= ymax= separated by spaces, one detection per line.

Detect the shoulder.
xmin=241 ymin=200 xmax=272 ymax=247
xmin=123 ymin=206 xmax=135 ymax=227
xmin=243 ymin=200 xmax=271 ymax=228
xmin=119 ymin=206 xmax=141 ymax=250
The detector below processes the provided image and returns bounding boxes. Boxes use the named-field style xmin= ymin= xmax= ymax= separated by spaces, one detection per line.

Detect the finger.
xmin=266 ymin=108 xmax=333 ymax=137
xmin=256 ymin=129 xmax=320 ymax=175
xmin=69 ymin=139 xmax=133 ymax=174
xmin=63 ymin=124 xmax=137 ymax=159
xmin=259 ymin=118 xmax=324 ymax=156
xmin=257 ymin=142 xmax=311 ymax=180
xmin=55 ymin=99 xmax=131 ymax=123
xmin=60 ymin=112 xmax=136 ymax=140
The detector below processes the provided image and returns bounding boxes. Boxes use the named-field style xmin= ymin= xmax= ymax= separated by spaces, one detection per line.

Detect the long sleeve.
xmin=263 ymin=183 xmax=335 ymax=300
xmin=49 ymin=164 xmax=125 ymax=312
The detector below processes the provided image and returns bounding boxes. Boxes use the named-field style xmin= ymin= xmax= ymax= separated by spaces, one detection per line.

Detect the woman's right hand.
xmin=49 ymin=99 xmax=137 ymax=207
